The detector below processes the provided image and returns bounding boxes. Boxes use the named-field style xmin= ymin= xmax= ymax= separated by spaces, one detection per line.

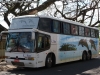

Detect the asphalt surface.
xmin=0 ymin=57 xmax=100 ymax=75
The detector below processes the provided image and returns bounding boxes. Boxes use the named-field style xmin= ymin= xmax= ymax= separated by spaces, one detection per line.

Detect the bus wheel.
xmin=45 ymin=54 xmax=53 ymax=68
xmin=87 ymin=51 xmax=91 ymax=60
xmin=82 ymin=52 xmax=87 ymax=61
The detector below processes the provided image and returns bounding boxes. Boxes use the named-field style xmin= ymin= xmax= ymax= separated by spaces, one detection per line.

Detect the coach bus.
xmin=1 ymin=15 xmax=99 ymax=68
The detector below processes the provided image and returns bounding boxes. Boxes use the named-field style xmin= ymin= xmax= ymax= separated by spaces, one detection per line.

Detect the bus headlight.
xmin=25 ymin=57 xmax=34 ymax=60
xmin=28 ymin=57 xmax=34 ymax=60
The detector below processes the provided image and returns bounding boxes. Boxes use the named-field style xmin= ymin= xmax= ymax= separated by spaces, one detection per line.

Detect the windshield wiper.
xmin=9 ymin=45 xmax=26 ymax=53
xmin=16 ymin=41 xmax=25 ymax=53
xmin=9 ymin=47 xmax=17 ymax=52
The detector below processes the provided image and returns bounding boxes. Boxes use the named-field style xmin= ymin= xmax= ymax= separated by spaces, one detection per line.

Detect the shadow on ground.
xmin=7 ymin=58 xmax=100 ymax=75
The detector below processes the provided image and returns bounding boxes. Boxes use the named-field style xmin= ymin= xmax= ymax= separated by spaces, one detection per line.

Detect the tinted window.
xmin=85 ymin=28 xmax=90 ymax=37
xmin=6 ymin=32 xmax=34 ymax=52
xmin=37 ymin=33 xmax=50 ymax=52
xmin=53 ymin=20 xmax=60 ymax=33
xmin=79 ymin=26 xmax=84 ymax=36
xmin=71 ymin=25 xmax=78 ymax=35
xmin=38 ymin=36 xmax=44 ymax=49
xmin=38 ymin=18 xmax=51 ymax=32
xmin=95 ymin=30 xmax=99 ymax=38
xmin=91 ymin=29 xmax=95 ymax=37
xmin=63 ymin=23 xmax=70 ymax=34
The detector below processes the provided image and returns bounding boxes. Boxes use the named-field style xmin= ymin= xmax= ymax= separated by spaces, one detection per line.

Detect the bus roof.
xmin=14 ymin=15 xmax=99 ymax=30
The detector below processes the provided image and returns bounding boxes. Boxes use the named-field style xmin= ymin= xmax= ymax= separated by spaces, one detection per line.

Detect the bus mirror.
xmin=32 ymin=33 xmax=35 ymax=40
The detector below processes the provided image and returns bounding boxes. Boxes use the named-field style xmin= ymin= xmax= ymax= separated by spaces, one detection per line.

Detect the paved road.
xmin=0 ymin=57 xmax=100 ymax=75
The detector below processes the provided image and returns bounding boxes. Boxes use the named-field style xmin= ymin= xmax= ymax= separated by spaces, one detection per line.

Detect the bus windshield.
xmin=6 ymin=32 xmax=34 ymax=53
xmin=10 ymin=17 xmax=39 ymax=29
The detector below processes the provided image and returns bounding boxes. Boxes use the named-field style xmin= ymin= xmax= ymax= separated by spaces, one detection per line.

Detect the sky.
xmin=0 ymin=0 xmax=42 ymax=29
xmin=0 ymin=0 xmax=61 ymax=29
xmin=0 ymin=0 xmax=47 ymax=29
xmin=0 ymin=0 xmax=99 ymax=29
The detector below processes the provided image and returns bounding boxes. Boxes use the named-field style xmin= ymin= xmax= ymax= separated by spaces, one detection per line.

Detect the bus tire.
xmin=45 ymin=54 xmax=53 ymax=68
xmin=87 ymin=51 xmax=92 ymax=60
xmin=82 ymin=51 xmax=87 ymax=61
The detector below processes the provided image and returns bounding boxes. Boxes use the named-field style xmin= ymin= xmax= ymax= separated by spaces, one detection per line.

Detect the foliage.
xmin=42 ymin=0 xmax=100 ymax=27
xmin=0 ymin=0 xmax=57 ymax=26
xmin=0 ymin=0 xmax=100 ymax=28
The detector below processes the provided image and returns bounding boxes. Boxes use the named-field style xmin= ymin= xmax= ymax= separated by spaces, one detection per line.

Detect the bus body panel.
xmin=5 ymin=31 xmax=99 ymax=68
xmin=56 ymin=34 xmax=99 ymax=64
xmin=36 ymin=50 xmax=52 ymax=67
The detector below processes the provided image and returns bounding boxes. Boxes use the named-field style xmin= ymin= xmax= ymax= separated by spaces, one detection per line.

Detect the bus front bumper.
xmin=5 ymin=59 xmax=37 ymax=68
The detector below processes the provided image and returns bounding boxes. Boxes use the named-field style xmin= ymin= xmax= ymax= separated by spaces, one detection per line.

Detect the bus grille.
xmin=11 ymin=61 xmax=24 ymax=66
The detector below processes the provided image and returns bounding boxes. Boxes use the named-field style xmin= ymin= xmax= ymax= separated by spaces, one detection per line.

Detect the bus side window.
xmin=91 ymin=29 xmax=95 ymax=37
xmin=44 ymin=36 xmax=50 ymax=48
xmin=38 ymin=36 xmax=44 ymax=48
xmin=63 ymin=23 xmax=70 ymax=34
xmin=95 ymin=30 xmax=99 ymax=38
xmin=71 ymin=25 xmax=78 ymax=35
xmin=38 ymin=18 xmax=51 ymax=32
xmin=53 ymin=20 xmax=60 ymax=33
xmin=37 ymin=33 xmax=50 ymax=52
xmin=85 ymin=28 xmax=90 ymax=37
xmin=79 ymin=26 xmax=84 ymax=36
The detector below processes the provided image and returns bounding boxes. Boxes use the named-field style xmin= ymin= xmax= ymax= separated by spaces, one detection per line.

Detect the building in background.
xmin=0 ymin=24 xmax=7 ymax=61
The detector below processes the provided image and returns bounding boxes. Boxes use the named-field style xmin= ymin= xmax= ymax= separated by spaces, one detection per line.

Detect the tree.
xmin=42 ymin=0 xmax=100 ymax=27
xmin=0 ymin=0 xmax=100 ymax=27
xmin=0 ymin=0 xmax=57 ymax=26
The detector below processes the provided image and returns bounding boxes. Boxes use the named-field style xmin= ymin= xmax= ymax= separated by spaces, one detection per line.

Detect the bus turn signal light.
xmin=28 ymin=57 xmax=34 ymax=60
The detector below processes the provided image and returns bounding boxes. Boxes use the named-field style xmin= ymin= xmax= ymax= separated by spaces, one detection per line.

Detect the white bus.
xmin=1 ymin=15 xmax=99 ymax=68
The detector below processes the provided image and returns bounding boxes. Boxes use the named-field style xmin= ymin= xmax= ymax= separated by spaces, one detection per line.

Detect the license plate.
xmin=14 ymin=59 xmax=19 ymax=62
